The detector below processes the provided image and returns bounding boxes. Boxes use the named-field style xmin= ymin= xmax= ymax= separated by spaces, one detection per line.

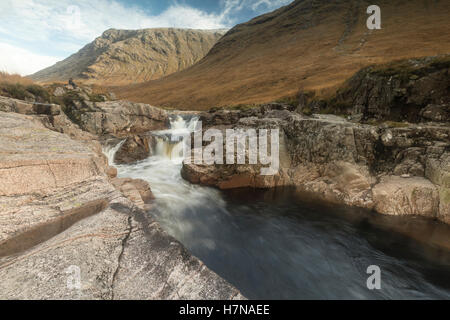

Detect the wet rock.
xmin=114 ymin=134 xmax=156 ymax=164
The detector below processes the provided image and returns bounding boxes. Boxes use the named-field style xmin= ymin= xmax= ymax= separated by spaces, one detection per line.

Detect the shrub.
xmin=25 ymin=84 xmax=51 ymax=102
xmin=2 ymin=83 xmax=26 ymax=100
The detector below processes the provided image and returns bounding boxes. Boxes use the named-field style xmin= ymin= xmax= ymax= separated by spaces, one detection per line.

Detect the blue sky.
xmin=0 ymin=0 xmax=293 ymax=75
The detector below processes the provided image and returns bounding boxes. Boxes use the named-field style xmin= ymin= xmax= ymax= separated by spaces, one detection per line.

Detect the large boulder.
xmin=78 ymin=100 xmax=169 ymax=136
xmin=420 ymin=104 xmax=450 ymax=122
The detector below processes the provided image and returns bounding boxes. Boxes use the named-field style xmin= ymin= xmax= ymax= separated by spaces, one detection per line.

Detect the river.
xmin=104 ymin=115 xmax=450 ymax=300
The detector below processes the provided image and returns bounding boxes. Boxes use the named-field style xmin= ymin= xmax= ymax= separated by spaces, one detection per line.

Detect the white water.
xmin=103 ymin=115 xmax=450 ymax=299
xmin=103 ymin=115 xmax=228 ymax=250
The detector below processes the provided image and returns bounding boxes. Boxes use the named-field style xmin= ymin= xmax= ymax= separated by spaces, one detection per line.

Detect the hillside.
xmin=115 ymin=0 xmax=450 ymax=110
xmin=31 ymin=28 xmax=226 ymax=85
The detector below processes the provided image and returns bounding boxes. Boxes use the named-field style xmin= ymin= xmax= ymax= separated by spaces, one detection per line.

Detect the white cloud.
xmin=0 ymin=43 xmax=62 ymax=76
xmin=0 ymin=0 xmax=293 ymax=75
xmin=221 ymin=0 xmax=292 ymax=14
xmin=0 ymin=0 xmax=230 ymax=49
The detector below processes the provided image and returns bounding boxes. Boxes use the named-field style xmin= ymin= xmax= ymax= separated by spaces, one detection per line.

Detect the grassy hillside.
xmin=114 ymin=0 xmax=450 ymax=110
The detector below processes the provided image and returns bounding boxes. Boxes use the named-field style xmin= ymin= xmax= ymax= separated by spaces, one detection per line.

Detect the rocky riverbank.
xmin=0 ymin=97 xmax=243 ymax=299
xmin=182 ymin=106 xmax=449 ymax=224
xmin=0 ymin=55 xmax=448 ymax=299
xmin=181 ymin=57 xmax=450 ymax=224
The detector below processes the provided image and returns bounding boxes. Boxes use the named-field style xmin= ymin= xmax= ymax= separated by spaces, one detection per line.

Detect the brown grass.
xmin=114 ymin=0 xmax=450 ymax=111
xmin=0 ymin=71 xmax=34 ymax=85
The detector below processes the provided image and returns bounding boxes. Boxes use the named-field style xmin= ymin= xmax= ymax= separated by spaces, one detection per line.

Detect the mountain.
xmin=31 ymin=28 xmax=226 ymax=85
xmin=115 ymin=0 xmax=450 ymax=110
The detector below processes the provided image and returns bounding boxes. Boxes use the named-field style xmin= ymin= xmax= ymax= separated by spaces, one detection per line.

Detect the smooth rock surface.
xmin=0 ymin=110 xmax=244 ymax=300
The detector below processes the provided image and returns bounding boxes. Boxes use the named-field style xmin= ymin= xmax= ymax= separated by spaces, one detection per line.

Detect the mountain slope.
xmin=115 ymin=0 xmax=450 ymax=110
xmin=31 ymin=28 xmax=226 ymax=85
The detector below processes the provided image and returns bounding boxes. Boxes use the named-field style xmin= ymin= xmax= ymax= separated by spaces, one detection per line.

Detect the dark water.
xmin=108 ymin=116 xmax=450 ymax=300
xmin=151 ymin=187 xmax=450 ymax=300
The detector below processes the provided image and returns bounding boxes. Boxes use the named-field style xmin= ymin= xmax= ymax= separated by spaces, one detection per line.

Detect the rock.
xmin=425 ymin=152 xmax=450 ymax=188
xmin=114 ymin=135 xmax=156 ymax=164
xmin=32 ymin=103 xmax=61 ymax=115
xmin=111 ymin=178 xmax=155 ymax=210
xmin=0 ymin=96 xmax=34 ymax=114
xmin=372 ymin=176 xmax=440 ymax=218
xmin=79 ymin=100 xmax=169 ymax=136
xmin=334 ymin=56 xmax=450 ymax=122
xmin=182 ymin=106 xmax=450 ymax=223
xmin=439 ymin=187 xmax=450 ymax=224
xmin=108 ymin=92 xmax=117 ymax=100
xmin=106 ymin=166 xmax=118 ymax=178
xmin=420 ymin=104 xmax=450 ymax=122
xmin=0 ymin=110 xmax=244 ymax=300
xmin=0 ymin=112 xmax=106 ymax=197
xmin=53 ymin=87 xmax=65 ymax=97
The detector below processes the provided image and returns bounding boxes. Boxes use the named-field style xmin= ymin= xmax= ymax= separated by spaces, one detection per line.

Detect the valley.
xmin=0 ymin=0 xmax=449 ymax=300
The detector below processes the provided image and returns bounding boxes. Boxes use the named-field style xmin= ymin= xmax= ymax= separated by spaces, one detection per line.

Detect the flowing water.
xmin=104 ymin=115 xmax=450 ymax=300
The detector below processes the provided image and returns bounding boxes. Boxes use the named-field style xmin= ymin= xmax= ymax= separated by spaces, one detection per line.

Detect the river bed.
xmin=104 ymin=116 xmax=450 ymax=299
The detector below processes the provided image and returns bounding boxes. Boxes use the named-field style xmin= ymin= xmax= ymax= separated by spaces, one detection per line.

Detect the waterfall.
xmin=151 ymin=115 xmax=199 ymax=162
xmin=102 ymin=114 xmax=198 ymax=165
xmin=103 ymin=139 xmax=125 ymax=165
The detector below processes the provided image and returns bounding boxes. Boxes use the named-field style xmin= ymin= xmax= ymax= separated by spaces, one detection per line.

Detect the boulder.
xmin=111 ymin=177 xmax=155 ymax=210
xmin=114 ymin=135 xmax=156 ymax=164
xmin=372 ymin=176 xmax=440 ymax=218
xmin=79 ymin=100 xmax=169 ymax=136
xmin=53 ymin=87 xmax=65 ymax=97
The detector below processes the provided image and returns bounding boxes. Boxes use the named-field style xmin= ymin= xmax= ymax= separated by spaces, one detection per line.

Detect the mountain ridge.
xmin=31 ymin=28 xmax=226 ymax=85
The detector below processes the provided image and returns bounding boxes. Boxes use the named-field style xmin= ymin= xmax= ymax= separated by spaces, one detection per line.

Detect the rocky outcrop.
xmin=181 ymin=103 xmax=450 ymax=223
xmin=298 ymin=55 xmax=450 ymax=123
xmin=1 ymin=93 xmax=170 ymax=138
xmin=75 ymin=100 xmax=169 ymax=137
xmin=0 ymin=110 xmax=243 ymax=299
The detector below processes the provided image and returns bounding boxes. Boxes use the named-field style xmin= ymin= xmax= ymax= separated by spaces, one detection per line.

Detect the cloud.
xmin=0 ymin=43 xmax=62 ymax=76
xmin=0 ymin=0 xmax=293 ymax=75
xmin=221 ymin=0 xmax=292 ymax=14
xmin=0 ymin=0 xmax=229 ymax=51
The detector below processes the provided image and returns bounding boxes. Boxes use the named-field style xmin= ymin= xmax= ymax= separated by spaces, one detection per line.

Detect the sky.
xmin=0 ymin=0 xmax=293 ymax=76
